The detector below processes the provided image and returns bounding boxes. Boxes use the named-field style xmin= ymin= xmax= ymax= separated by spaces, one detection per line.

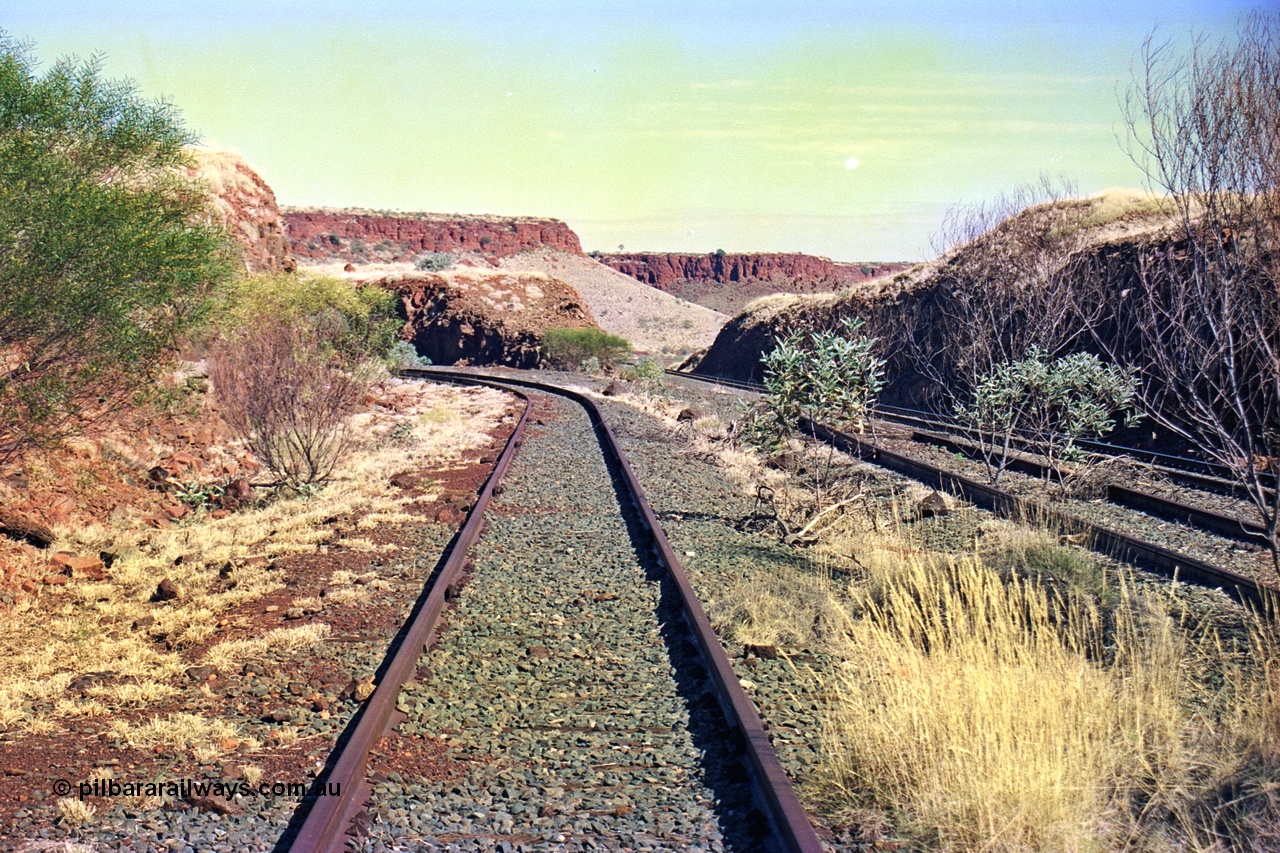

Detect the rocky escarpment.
xmin=285 ymin=209 xmax=583 ymax=264
xmin=597 ymin=252 xmax=911 ymax=314
xmin=187 ymin=149 xmax=296 ymax=274
xmin=373 ymin=267 xmax=598 ymax=368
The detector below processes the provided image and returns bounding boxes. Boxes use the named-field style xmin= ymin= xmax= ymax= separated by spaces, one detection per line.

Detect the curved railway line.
xmin=280 ymin=365 xmax=1275 ymax=852
xmin=664 ymin=369 xmax=1277 ymax=609
xmin=287 ymin=370 xmax=824 ymax=852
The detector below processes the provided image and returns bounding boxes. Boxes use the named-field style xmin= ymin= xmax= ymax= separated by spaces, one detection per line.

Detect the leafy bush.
xmin=386 ymin=340 xmax=431 ymax=370
xmin=0 ymin=38 xmax=234 ymax=462
xmin=749 ymin=317 xmax=885 ymax=449
xmin=957 ymin=349 xmax=1139 ymax=486
xmin=206 ymin=272 xmax=400 ymax=364
xmin=414 ymin=252 xmax=455 ymax=272
xmin=619 ymin=356 xmax=664 ymax=387
xmin=540 ymin=327 xmax=631 ymax=370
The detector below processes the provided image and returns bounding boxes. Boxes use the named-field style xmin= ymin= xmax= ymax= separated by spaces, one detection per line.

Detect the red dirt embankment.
xmin=285 ymin=209 xmax=583 ymax=263
xmin=373 ymin=268 xmax=599 ymax=368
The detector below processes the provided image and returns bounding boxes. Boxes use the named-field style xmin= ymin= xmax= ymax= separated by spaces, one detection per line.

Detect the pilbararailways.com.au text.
xmin=54 ymin=777 xmax=341 ymax=801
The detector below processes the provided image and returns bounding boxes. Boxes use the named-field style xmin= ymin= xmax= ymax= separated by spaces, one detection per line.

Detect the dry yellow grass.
xmin=714 ymin=522 xmax=1280 ymax=850
xmin=0 ymin=381 xmax=514 ymax=750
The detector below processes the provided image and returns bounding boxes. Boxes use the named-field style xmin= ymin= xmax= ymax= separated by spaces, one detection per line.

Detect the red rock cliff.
xmin=284 ymin=209 xmax=583 ymax=262
xmin=598 ymin=252 xmax=908 ymax=288
xmin=187 ymin=150 xmax=296 ymax=274
xmin=596 ymin=252 xmax=913 ymax=315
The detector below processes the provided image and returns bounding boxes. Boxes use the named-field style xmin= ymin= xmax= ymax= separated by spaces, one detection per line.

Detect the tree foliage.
xmin=0 ymin=37 xmax=233 ymax=461
xmin=958 ymin=350 xmax=1139 ymax=486
xmin=205 ymin=271 xmax=400 ymax=366
xmin=1084 ymin=11 xmax=1280 ymax=571
xmin=752 ymin=317 xmax=885 ymax=448
xmin=540 ymin=327 xmax=631 ymax=370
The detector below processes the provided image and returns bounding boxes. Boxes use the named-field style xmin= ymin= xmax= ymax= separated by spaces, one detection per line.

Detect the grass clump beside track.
xmin=721 ymin=533 xmax=1280 ymax=850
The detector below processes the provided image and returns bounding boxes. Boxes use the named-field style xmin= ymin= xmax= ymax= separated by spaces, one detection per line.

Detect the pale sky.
xmin=0 ymin=1 xmax=1259 ymax=260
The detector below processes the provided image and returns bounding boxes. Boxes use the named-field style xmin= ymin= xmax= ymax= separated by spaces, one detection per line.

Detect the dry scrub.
xmin=714 ymin=523 xmax=1280 ymax=850
xmin=654 ymin=393 xmax=1280 ymax=849
xmin=0 ymin=381 xmax=512 ymax=755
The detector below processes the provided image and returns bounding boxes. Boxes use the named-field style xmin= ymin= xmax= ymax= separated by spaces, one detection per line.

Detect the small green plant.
xmin=174 ymin=480 xmax=226 ymax=512
xmin=619 ymin=356 xmax=664 ymax=387
xmin=387 ymin=340 xmax=431 ymax=369
xmin=414 ymin=252 xmax=455 ymax=272
xmin=580 ymin=356 xmax=602 ymax=375
xmin=747 ymin=317 xmax=885 ymax=450
xmin=388 ymin=421 xmax=415 ymax=446
xmin=957 ymin=349 xmax=1140 ymax=486
xmin=540 ymin=327 xmax=631 ymax=370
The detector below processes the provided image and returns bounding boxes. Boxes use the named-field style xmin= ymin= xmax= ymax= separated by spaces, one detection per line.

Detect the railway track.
xmin=664 ymin=369 xmax=1276 ymax=608
xmin=910 ymin=428 xmax=1272 ymax=547
xmin=665 ymin=369 xmax=1275 ymax=494
xmin=289 ymin=370 xmax=823 ymax=852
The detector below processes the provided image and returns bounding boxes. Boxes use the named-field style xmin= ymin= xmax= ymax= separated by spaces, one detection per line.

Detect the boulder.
xmin=917 ymin=491 xmax=950 ymax=518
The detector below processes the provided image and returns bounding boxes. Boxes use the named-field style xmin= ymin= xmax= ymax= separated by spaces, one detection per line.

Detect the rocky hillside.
xmin=187 ymin=149 xmax=296 ymax=274
xmin=284 ymin=209 xmax=582 ymax=262
xmin=598 ymin=251 xmax=911 ymax=314
xmin=354 ymin=265 xmax=599 ymax=368
xmin=495 ymin=249 xmax=727 ymax=358
xmin=692 ymin=193 xmax=1174 ymax=392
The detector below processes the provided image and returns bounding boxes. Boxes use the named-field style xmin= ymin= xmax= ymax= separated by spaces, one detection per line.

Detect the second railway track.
xmin=292 ymin=372 xmax=822 ymax=852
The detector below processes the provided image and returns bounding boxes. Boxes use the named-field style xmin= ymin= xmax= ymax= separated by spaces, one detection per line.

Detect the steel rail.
xmin=909 ymin=427 xmax=1272 ymax=546
xmin=288 ymin=379 xmax=533 ymax=853
xmin=666 ymin=369 xmax=1276 ymax=490
xmin=803 ymin=419 xmax=1275 ymax=610
xmin=407 ymin=367 xmax=826 ymax=853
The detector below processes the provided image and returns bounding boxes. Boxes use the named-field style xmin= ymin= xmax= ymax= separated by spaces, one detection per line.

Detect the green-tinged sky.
xmin=0 ymin=2 xmax=1260 ymax=260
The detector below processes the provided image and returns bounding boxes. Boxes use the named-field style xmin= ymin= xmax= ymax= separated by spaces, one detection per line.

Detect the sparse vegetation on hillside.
xmin=414 ymin=251 xmax=455 ymax=272
xmin=0 ymin=36 xmax=234 ymax=464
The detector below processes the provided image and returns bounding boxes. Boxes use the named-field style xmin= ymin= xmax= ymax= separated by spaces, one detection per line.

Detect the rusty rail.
xmin=288 ymin=369 xmax=825 ymax=853
xmin=805 ymin=420 xmax=1274 ymax=610
xmin=909 ymin=427 xmax=1272 ymax=547
xmin=411 ymin=368 xmax=825 ymax=853
xmin=288 ymin=379 xmax=532 ymax=852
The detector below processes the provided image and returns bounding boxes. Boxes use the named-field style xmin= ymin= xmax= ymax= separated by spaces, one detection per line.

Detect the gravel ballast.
xmin=357 ymin=391 xmax=762 ymax=852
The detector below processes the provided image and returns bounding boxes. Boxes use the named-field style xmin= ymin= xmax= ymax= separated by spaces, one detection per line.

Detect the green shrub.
xmin=957 ymin=349 xmax=1139 ymax=486
xmin=414 ymin=252 xmax=455 ymax=272
xmin=619 ymin=356 xmax=664 ymax=387
xmin=387 ymin=340 xmax=431 ymax=369
xmin=748 ymin=318 xmax=885 ymax=450
xmin=540 ymin=327 xmax=631 ymax=370
xmin=0 ymin=38 xmax=234 ymax=463
xmin=206 ymin=272 xmax=400 ymax=365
